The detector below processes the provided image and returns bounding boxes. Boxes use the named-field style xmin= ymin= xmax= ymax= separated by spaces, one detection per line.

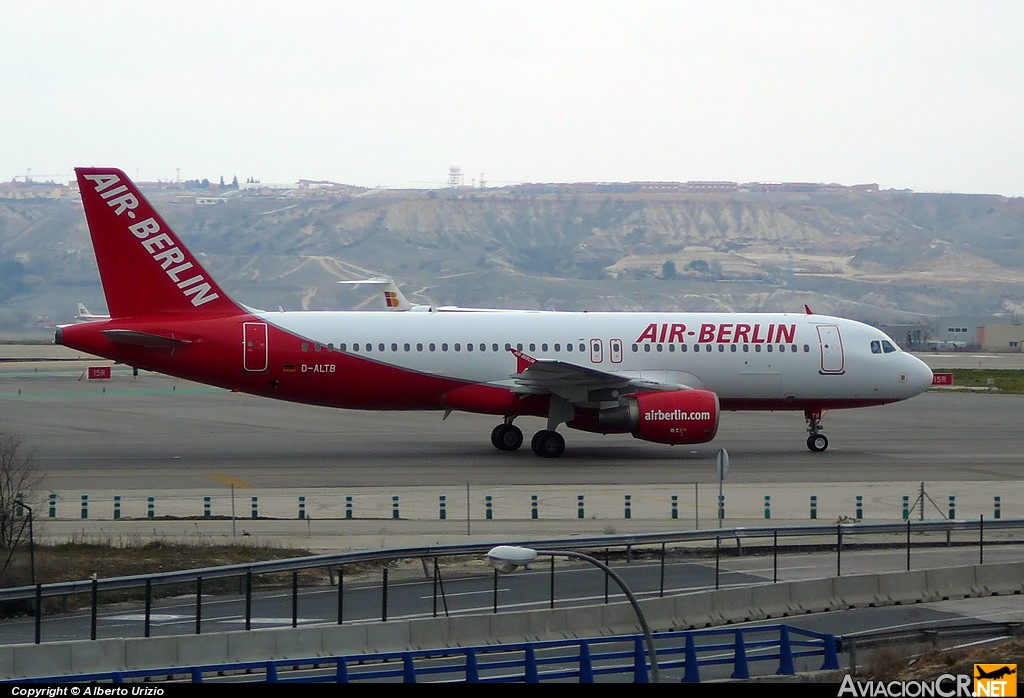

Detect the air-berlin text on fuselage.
xmin=634 ymin=322 xmax=796 ymax=344
xmin=644 ymin=409 xmax=712 ymax=421
xmin=82 ymin=173 xmax=221 ymax=307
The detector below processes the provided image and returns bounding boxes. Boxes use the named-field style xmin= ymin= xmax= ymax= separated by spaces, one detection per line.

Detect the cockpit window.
xmin=881 ymin=340 xmax=897 ymax=353
xmin=871 ymin=340 xmax=882 ymax=354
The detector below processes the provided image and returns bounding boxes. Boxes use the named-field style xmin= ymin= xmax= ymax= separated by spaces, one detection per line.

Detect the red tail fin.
xmin=75 ymin=167 xmax=243 ymax=318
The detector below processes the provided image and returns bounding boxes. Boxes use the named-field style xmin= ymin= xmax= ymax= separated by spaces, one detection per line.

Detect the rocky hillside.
xmin=2 ymin=185 xmax=1023 ymax=337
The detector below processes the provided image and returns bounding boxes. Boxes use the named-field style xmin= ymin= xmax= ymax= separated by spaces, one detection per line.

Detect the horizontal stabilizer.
xmin=101 ymin=329 xmax=193 ymax=348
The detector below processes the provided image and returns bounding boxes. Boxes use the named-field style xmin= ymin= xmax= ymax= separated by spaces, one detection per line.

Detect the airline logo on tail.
xmin=81 ymin=172 xmax=222 ymax=308
xmin=384 ymin=291 xmax=400 ymax=308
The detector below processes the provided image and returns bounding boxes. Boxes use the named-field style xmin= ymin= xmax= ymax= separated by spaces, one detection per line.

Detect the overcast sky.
xmin=4 ymin=1 xmax=1023 ymax=195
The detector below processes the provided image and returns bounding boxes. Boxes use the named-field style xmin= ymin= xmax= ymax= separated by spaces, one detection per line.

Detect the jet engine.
xmin=569 ymin=389 xmax=720 ymax=445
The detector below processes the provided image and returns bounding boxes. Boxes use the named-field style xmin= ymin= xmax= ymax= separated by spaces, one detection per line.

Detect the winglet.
xmin=805 ymin=304 xmax=813 ymax=315
xmin=509 ymin=347 xmax=538 ymax=374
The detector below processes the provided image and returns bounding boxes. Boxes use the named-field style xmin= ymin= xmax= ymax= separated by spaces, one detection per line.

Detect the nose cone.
xmin=907 ymin=354 xmax=934 ymax=395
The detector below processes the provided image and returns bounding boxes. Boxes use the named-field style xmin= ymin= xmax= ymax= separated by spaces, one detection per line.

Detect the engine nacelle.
xmin=572 ymin=389 xmax=719 ymax=445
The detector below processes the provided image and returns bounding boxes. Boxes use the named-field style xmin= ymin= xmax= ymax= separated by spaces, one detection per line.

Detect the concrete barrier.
xmin=924 ymin=566 xmax=976 ymax=601
xmin=749 ymin=582 xmax=792 ymax=618
xmin=878 ymin=569 xmax=928 ymax=605
xmin=832 ymin=574 xmax=884 ymax=608
xmin=973 ymin=561 xmax=1024 ymax=596
xmin=787 ymin=578 xmax=834 ymax=614
xmin=226 ymin=628 xmax=279 ymax=663
xmin=670 ymin=590 xmax=715 ymax=628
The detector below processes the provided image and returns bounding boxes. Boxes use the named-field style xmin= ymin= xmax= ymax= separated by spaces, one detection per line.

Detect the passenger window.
xmin=554 ymin=343 xmax=561 ymax=351
xmin=504 ymin=343 xmax=511 ymax=351
xmin=669 ymin=344 xmax=675 ymax=352
xmin=466 ymin=343 xmax=473 ymax=352
xmin=871 ymin=340 xmax=882 ymax=354
xmin=517 ymin=343 xmax=524 ymax=351
xmin=404 ymin=343 xmax=410 ymax=351
xmin=454 ymin=343 xmax=461 ymax=351
xmin=681 ymin=344 xmax=688 ymax=352
xmin=718 ymin=345 xmax=725 ymax=352
xmin=339 ymin=343 xmax=347 ymax=351
xmin=378 ymin=343 xmax=385 ymax=352
xmin=529 ymin=343 xmax=536 ymax=352
xmin=767 ymin=345 xmax=773 ymax=352
xmin=803 ymin=344 xmax=810 ymax=352
xmin=778 ymin=345 xmax=785 ymax=352
xmin=542 ymin=343 xmax=548 ymax=351
xmin=301 ymin=343 xmax=309 ymax=352
xmin=579 ymin=343 xmax=586 ymax=352
xmin=644 ymin=344 xmax=651 ymax=352
xmin=429 ymin=343 xmax=436 ymax=351
xmin=314 ymin=343 xmax=321 ymax=352
xmin=742 ymin=345 xmax=749 ymax=352
xmin=417 ymin=343 xmax=423 ymax=351
xmin=353 ymin=343 xmax=360 ymax=351
xmin=730 ymin=345 xmax=737 ymax=352
xmin=656 ymin=344 xmax=663 ymax=352
xmin=391 ymin=343 xmax=398 ymax=352
xmin=755 ymin=345 xmax=762 ymax=353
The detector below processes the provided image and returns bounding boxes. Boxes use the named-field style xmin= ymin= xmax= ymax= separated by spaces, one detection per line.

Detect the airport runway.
xmin=1 ymin=346 xmax=1022 ymax=548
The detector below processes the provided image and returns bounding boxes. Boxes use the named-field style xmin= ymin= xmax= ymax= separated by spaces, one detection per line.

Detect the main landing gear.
xmin=490 ymin=420 xmax=523 ymax=451
xmin=805 ymin=408 xmax=829 ymax=453
xmin=490 ymin=418 xmax=567 ymax=458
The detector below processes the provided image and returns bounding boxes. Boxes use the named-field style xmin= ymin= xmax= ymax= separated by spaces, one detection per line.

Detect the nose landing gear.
xmin=805 ymin=409 xmax=829 ymax=452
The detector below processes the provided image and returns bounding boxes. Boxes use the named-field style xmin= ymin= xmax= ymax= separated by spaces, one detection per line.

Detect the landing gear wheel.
xmin=807 ymin=434 xmax=829 ymax=452
xmin=490 ymin=424 xmax=523 ymax=451
xmin=530 ymin=430 xmax=565 ymax=458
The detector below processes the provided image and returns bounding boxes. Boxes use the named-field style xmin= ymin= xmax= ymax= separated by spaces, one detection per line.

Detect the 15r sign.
xmin=932 ymin=373 xmax=953 ymax=386
xmin=88 ymin=366 xmax=111 ymax=380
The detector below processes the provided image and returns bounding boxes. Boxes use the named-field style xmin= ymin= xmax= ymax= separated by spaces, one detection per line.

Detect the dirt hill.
xmin=2 ymin=183 xmax=1023 ymax=337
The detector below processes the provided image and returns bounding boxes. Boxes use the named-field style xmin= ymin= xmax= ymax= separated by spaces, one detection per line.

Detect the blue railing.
xmin=12 ymin=624 xmax=839 ymax=683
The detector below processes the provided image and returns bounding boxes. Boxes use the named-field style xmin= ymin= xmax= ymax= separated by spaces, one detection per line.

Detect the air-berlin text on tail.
xmin=83 ymin=173 xmax=221 ymax=307
xmin=635 ymin=322 xmax=797 ymax=344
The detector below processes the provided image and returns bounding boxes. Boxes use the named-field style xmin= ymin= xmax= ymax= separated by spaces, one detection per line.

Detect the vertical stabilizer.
xmin=75 ymin=167 xmax=242 ymax=318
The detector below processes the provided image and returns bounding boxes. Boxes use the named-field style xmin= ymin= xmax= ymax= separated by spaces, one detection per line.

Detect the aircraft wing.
xmin=508 ymin=350 xmax=699 ymax=404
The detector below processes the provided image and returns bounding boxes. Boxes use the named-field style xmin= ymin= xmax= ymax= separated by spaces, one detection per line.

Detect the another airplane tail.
xmin=75 ymin=168 xmax=243 ymax=318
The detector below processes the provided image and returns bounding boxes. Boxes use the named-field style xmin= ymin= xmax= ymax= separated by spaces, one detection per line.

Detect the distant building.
xmin=928 ymin=315 xmax=1019 ymax=351
xmin=978 ymin=323 xmax=1024 ymax=352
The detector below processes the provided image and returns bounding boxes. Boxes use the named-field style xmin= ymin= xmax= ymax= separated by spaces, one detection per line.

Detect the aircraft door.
xmin=590 ymin=338 xmax=603 ymax=363
xmin=243 ymin=322 xmax=269 ymax=372
xmin=816 ymin=324 xmax=845 ymax=374
xmin=610 ymin=338 xmax=623 ymax=364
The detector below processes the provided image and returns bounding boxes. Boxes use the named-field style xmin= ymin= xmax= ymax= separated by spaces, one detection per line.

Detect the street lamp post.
xmin=486 ymin=545 xmax=660 ymax=683
xmin=15 ymin=499 xmax=35 ymax=586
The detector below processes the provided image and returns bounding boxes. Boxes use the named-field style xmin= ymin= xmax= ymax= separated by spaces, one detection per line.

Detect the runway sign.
xmin=932 ymin=372 xmax=953 ymax=385
xmin=88 ymin=366 xmax=111 ymax=380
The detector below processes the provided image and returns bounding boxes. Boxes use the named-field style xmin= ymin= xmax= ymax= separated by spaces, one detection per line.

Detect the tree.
xmin=0 ymin=432 xmax=43 ymax=549
xmin=661 ymin=260 xmax=677 ymax=280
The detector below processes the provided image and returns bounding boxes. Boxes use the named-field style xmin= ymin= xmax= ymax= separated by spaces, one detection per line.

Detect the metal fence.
xmin=1 ymin=517 xmax=1021 ymax=646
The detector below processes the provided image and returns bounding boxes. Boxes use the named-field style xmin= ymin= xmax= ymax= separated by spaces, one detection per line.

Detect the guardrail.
xmin=1 ymin=518 xmax=1021 ymax=647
